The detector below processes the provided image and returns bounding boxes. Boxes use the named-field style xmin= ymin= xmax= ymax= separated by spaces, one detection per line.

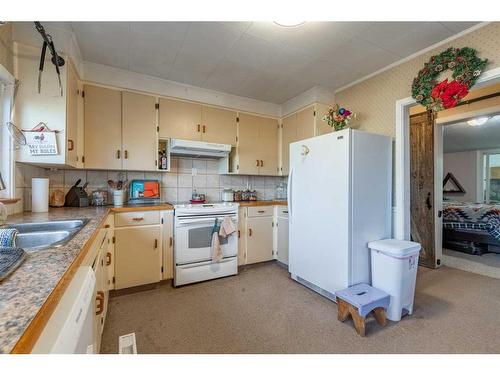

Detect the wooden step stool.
xmin=335 ymin=283 xmax=390 ymax=337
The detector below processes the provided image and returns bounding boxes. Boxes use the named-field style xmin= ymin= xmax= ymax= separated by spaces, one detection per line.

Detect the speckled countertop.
xmin=0 ymin=204 xmax=173 ymax=354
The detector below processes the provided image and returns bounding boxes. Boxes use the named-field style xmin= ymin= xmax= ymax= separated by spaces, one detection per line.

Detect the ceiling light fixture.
xmin=273 ymin=20 xmax=306 ymax=28
xmin=467 ymin=117 xmax=490 ymax=126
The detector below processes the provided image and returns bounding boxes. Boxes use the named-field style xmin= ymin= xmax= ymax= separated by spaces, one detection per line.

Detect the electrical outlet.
xmin=191 ymin=168 xmax=197 ymax=176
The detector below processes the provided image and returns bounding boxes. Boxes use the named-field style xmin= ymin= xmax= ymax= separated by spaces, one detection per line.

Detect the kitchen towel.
xmin=211 ymin=218 xmax=223 ymax=262
xmin=0 ymin=247 xmax=27 ymax=281
xmin=219 ymin=217 xmax=236 ymax=238
xmin=0 ymin=228 xmax=18 ymax=247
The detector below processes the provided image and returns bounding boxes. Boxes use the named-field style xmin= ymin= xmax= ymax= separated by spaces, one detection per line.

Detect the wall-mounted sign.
xmin=25 ymin=131 xmax=59 ymax=156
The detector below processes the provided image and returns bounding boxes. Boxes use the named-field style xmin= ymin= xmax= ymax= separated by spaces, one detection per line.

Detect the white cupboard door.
xmin=158 ymin=98 xmax=202 ymax=140
xmin=84 ymin=85 xmax=122 ymax=170
xmin=162 ymin=211 xmax=174 ymax=280
xmin=246 ymin=216 xmax=274 ymax=264
xmin=65 ymin=61 xmax=79 ymax=167
xmin=115 ymin=225 xmax=162 ymax=289
xmin=238 ymin=208 xmax=247 ymax=265
xmin=277 ymin=216 xmax=289 ymax=265
xmin=258 ymin=117 xmax=279 ymax=175
xmin=122 ymin=92 xmax=157 ymax=171
xmin=201 ymin=105 xmax=237 ymax=145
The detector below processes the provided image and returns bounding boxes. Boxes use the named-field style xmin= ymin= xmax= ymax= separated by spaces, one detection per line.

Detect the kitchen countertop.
xmin=0 ymin=203 xmax=173 ymax=354
xmin=0 ymin=200 xmax=285 ymax=353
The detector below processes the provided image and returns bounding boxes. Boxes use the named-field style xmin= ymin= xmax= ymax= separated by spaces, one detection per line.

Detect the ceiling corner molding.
xmin=281 ymin=86 xmax=335 ymax=117
xmin=334 ymin=22 xmax=491 ymax=94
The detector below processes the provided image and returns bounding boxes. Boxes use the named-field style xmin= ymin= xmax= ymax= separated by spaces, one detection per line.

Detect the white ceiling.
xmin=444 ymin=114 xmax=500 ymax=153
xmin=18 ymin=21 xmax=479 ymax=104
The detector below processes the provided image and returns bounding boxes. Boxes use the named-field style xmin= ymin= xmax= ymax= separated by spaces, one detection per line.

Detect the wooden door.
xmin=158 ymin=97 xmax=201 ymax=140
xmin=296 ymin=106 xmax=315 ymax=140
xmin=246 ymin=216 xmax=274 ymax=264
xmin=114 ymin=225 xmax=162 ymax=289
xmin=410 ymin=111 xmax=437 ymax=268
xmin=162 ymin=211 xmax=174 ymax=280
xmin=258 ymin=117 xmax=280 ymax=175
xmin=281 ymin=114 xmax=297 ymax=175
xmin=201 ymin=105 xmax=237 ymax=145
xmin=122 ymin=91 xmax=157 ymax=171
xmin=237 ymin=208 xmax=247 ymax=265
xmin=84 ymin=85 xmax=122 ymax=170
xmin=237 ymin=113 xmax=260 ymax=174
xmin=65 ymin=61 xmax=79 ymax=167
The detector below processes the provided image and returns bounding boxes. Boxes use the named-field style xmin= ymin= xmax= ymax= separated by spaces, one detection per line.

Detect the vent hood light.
xmin=467 ymin=117 xmax=489 ymax=126
xmin=273 ymin=20 xmax=306 ymax=28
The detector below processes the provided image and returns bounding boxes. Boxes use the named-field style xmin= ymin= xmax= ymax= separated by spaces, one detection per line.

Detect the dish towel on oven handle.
xmin=211 ymin=217 xmax=237 ymax=263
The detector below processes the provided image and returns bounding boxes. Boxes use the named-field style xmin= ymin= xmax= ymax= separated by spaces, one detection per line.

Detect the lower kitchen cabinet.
xmin=162 ymin=210 xmax=174 ymax=280
xmin=246 ymin=216 xmax=274 ymax=264
xmin=114 ymin=225 xmax=162 ymax=289
xmin=276 ymin=207 xmax=289 ymax=265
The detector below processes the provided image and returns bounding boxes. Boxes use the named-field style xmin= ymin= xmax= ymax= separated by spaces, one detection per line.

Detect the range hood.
xmin=169 ymin=139 xmax=232 ymax=158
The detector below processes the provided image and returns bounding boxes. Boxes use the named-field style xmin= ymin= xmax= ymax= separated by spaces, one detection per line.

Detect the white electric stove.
xmin=173 ymin=202 xmax=239 ymax=286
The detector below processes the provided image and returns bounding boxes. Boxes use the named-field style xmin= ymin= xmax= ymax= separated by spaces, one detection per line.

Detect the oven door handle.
xmin=176 ymin=217 xmax=237 ymax=226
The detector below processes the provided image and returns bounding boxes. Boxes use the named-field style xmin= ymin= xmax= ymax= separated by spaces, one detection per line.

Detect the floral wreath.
xmin=411 ymin=47 xmax=488 ymax=112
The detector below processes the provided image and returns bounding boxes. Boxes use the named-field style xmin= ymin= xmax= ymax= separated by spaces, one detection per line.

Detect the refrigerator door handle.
xmin=287 ymin=168 xmax=293 ymax=223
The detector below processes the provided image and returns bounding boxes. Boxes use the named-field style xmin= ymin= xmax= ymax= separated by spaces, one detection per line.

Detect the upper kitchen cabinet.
xmin=158 ymin=98 xmax=237 ymax=145
xmin=158 ymin=98 xmax=201 ymax=141
xmin=122 ymin=91 xmax=157 ymax=171
xmin=14 ymin=44 xmax=82 ymax=168
xmin=201 ymin=105 xmax=237 ymax=146
xmin=280 ymin=102 xmax=332 ymax=175
xmin=84 ymin=85 xmax=122 ymax=170
xmin=237 ymin=113 xmax=279 ymax=176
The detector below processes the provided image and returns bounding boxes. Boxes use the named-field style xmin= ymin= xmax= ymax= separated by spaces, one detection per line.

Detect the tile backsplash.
xmin=15 ymin=157 xmax=287 ymax=212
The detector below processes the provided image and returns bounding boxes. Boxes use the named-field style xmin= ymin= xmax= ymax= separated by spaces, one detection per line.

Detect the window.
xmin=0 ymin=67 xmax=15 ymax=199
xmin=483 ymin=152 xmax=500 ymax=204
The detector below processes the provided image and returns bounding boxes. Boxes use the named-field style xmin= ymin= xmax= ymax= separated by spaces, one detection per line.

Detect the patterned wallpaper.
xmin=0 ymin=23 xmax=14 ymax=75
xmin=336 ymin=22 xmax=500 ymax=138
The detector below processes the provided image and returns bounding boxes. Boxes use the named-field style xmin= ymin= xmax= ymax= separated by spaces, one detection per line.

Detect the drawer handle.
xmin=95 ymin=291 xmax=104 ymax=315
xmin=104 ymin=224 xmax=110 ymax=228
xmin=283 ymin=210 xmax=289 ymax=214
xmin=106 ymin=252 xmax=112 ymax=266
xmin=154 ymin=239 xmax=158 ymax=249
xmin=258 ymin=210 xmax=265 ymax=213
xmin=248 ymin=228 xmax=252 ymax=237
xmin=132 ymin=217 xmax=144 ymax=221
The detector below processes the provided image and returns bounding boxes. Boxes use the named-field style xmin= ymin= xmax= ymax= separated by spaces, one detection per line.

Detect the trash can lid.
xmin=368 ymin=239 xmax=421 ymax=258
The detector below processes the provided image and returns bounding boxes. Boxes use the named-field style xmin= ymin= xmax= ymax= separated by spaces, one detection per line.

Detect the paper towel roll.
xmin=32 ymin=178 xmax=49 ymax=213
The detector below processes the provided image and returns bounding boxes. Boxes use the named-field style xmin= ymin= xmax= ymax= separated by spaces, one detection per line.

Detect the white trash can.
xmin=368 ymin=239 xmax=421 ymax=321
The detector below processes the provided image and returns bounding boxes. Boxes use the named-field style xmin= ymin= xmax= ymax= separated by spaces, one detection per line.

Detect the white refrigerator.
xmin=288 ymin=128 xmax=392 ymax=300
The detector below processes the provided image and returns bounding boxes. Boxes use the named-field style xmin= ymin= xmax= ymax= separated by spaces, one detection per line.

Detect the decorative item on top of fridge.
xmin=322 ymin=104 xmax=356 ymax=131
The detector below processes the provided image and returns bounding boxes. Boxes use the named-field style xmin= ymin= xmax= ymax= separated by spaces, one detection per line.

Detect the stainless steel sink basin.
xmin=3 ymin=219 xmax=89 ymax=251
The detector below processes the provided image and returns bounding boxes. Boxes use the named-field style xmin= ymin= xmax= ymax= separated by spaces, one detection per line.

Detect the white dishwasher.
xmin=31 ymin=266 xmax=96 ymax=354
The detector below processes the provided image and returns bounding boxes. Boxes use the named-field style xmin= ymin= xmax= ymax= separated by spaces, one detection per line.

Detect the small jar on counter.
xmin=233 ymin=190 xmax=242 ymax=202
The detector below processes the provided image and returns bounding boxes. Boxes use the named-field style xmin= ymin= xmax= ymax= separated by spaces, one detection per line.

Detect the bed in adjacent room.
xmin=443 ymin=201 xmax=500 ymax=255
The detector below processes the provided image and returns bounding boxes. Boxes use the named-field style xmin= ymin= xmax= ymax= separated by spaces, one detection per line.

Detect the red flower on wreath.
xmin=430 ymin=79 xmax=469 ymax=109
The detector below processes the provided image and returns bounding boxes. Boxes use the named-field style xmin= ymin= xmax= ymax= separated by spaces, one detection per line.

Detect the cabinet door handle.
xmin=104 ymin=224 xmax=110 ymax=228
xmin=238 ymin=230 xmax=240 ymax=238
xmin=132 ymin=217 xmax=144 ymax=221
xmin=95 ymin=291 xmax=104 ymax=315
xmin=154 ymin=239 xmax=158 ymax=248
xmin=67 ymin=139 xmax=74 ymax=151
xmin=248 ymin=228 xmax=252 ymax=237
xmin=260 ymin=160 xmax=264 ymax=167
xmin=106 ymin=252 xmax=112 ymax=266
xmin=124 ymin=150 xmax=128 ymax=159
xmin=197 ymin=124 xmax=201 ymax=132
xmin=203 ymin=125 xmax=206 ymax=133
xmin=256 ymin=160 xmax=259 ymax=167
xmin=169 ymin=237 xmax=173 ymax=247
xmin=116 ymin=150 xmax=121 ymax=159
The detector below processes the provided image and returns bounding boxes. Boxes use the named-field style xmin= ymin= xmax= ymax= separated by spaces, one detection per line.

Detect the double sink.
xmin=3 ymin=219 xmax=89 ymax=251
